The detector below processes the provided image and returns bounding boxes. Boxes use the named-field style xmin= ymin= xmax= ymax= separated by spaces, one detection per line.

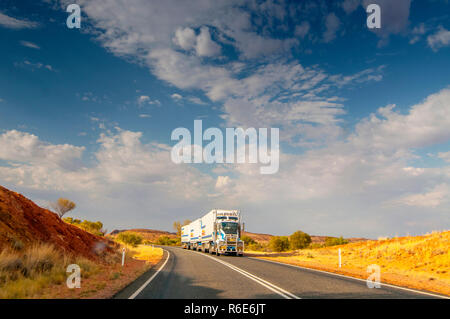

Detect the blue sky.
xmin=0 ymin=0 xmax=449 ymax=238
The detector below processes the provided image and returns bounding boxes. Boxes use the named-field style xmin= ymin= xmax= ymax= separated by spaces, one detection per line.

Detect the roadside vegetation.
xmin=244 ymin=230 xmax=348 ymax=253
xmin=115 ymin=232 xmax=143 ymax=247
xmin=63 ymin=217 xmax=106 ymax=237
xmin=0 ymin=243 xmax=100 ymax=299
xmin=154 ymin=235 xmax=180 ymax=246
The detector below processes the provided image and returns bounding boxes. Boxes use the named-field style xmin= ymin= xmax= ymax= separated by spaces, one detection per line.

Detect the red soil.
xmin=0 ymin=185 xmax=114 ymax=260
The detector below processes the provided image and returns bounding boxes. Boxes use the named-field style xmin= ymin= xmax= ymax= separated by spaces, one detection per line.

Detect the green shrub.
xmin=63 ymin=218 xmax=104 ymax=236
xmin=247 ymin=242 xmax=265 ymax=251
xmin=116 ymin=232 xmax=143 ymax=247
xmin=325 ymin=236 xmax=349 ymax=247
xmin=289 ymin=231 xmax=312 ymax=250
xmin=269 ymin=236 xmax=290 ymax=252
xmin=155 ymin=236 xmax=179 ymax=246
xmin=241 ymin=235 xmax=256 ymax=246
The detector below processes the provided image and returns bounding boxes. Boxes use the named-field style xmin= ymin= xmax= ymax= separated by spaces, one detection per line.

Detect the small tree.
xmin=173 ymin=219 xmax=192 ymax=237
xmin=116 ymin=232 xmax=143 ymax=247
xmin=50 ymin=198 xmax=76 ymax=218
xmin=241 ymin=235 xmax=256 ymax=246
xmin=325 ymin=236 xmax=349 ymax=247
xmin=269 ymin=236 xmax=290 ymax=252
xmin=289 ymin=231 xmax=312 ymax=250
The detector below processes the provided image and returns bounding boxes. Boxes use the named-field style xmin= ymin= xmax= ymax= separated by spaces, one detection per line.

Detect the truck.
xmin=181 ymin=209 xmax=244 ymax=256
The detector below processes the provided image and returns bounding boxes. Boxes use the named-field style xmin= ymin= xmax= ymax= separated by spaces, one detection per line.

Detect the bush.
xmin=63 ymin=218 xmax=105 ymax=236
xmin=155 ymin=236 xmax=179 ymax=246
xmin=269 ymin=236 xmax=290 ymax=252
xmin=289 ymin=231 xmax=312 ymax=250
xmin=116 ymin=232 xmax=143 ymax=247
xmin=247 ymin=242 xmax=265 ymax=251
xmin=241 ymin=235 xmax=256 ymax=246
xmin=325 ymin=236 xmax=349 ymax=247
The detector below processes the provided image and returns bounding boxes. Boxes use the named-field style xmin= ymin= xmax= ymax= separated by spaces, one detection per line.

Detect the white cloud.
xmin=195 ymin=27 xmax=221 ymax=57
xmin=171 ymin=93 xmax=182 ymax=100
xmin=427 ymin=26 xmax=450 ymax=52
xmin=15 ymin=60 xmax=55 ymax=72
xmin=173 ymin=27 xmax=197 ymax=50
xmin=139 ymin=114 xmax=151 ymax=118
xmin=0 ymin=130 xmax=84 ymax=171
xmin=323 ymin=13 xmax=341 ymax=43
xmin=0 ymin=12 xmax=39 ymax=29
xmin=20 ymin=41 xmax=40 ymax=49
xmin=137 ymin=95 xmax=150 ymax=105
xmin=393 ymin=184 xmax=449 ymax=208
xmin=438 ymin=152 xmax=450 ymax=163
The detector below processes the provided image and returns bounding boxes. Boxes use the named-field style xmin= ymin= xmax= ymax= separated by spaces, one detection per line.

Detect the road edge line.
xmin=128 ymin=250 xmax=171 ymax=299
xmin=249 ymin=257 xmax=449 ymax=299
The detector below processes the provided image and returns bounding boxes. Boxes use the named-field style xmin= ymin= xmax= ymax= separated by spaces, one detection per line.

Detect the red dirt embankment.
xmin=0 ymin=185 xmax=114 ymax=260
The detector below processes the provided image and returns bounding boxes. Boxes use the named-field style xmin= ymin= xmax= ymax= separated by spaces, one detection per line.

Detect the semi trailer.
xmin=181 ymin=209 xmax=244 ymax=256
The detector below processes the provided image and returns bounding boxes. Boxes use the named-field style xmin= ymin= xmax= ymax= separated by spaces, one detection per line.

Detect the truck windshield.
xmin=221 ymin=222 xmax=238 ymax=234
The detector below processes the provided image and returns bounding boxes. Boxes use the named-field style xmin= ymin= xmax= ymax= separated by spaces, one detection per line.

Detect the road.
xmin=114 ymin=246 xmax=445 ymax=299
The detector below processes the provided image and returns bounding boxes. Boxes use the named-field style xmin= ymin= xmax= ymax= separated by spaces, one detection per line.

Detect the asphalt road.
xmin=114 ymin=246 xmax=445 ymax=299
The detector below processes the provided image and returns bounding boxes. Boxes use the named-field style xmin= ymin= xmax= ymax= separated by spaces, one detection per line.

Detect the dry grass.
xmin=253 ymin=230 xmax=450 ymax=296
xmin=0 ymin=243 xmax=99 ymax=299
xmin=129 ymin=245 xmax=163 ymax=263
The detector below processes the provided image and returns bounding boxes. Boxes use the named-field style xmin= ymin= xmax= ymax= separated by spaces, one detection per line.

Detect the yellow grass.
xmin=254 ymin=230 xmax=450 ymax=296
xmin=0 ymin=243 xmax=99 ymax=299
xmin=129 ymin=245 xmax=163 ymax=263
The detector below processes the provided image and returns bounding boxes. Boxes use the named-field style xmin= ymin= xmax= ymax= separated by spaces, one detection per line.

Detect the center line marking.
xmin=191 ymin=250 xmax=300 ymax=299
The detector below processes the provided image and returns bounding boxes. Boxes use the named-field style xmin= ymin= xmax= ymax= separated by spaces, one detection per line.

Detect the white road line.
xmin=191 ymin=250 xmax=300 ymax=299
xmin=128 ymin=250 xmax=170 ymax=299
xmin=250 ymin=257 xmax=449 ymax=299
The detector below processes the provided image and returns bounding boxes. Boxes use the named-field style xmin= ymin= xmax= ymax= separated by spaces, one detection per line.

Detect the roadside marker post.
xmin=338 ymin=248 xmax=341 ymax=268
xmin=122 ymin=248 xmax=125 ymax=267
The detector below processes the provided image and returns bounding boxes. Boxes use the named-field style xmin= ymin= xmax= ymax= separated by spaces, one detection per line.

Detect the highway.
xmin=114 ymin=246 xmax=444 ymax=299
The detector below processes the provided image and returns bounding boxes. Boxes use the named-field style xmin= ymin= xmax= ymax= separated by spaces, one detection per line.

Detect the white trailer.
xmin=181 ymin=209 xmax=244 ymax=256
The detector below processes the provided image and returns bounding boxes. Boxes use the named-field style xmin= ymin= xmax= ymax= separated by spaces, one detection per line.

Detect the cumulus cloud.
xmin=427 ymin=26 xmax=450 ymax=52
xmin=0 ymin=130 xmax=85 ymax=171
xmin=173 ymin=27 xmax=197 ymax=50
xmin=195 ymin=27 xmax=221 ymax=57
xmin=171 ymin=93 xmax=182 ymax=100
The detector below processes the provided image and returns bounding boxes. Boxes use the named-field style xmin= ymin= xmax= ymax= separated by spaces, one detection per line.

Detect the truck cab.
xmin=214 ymin=215 xmax=244 ymax=256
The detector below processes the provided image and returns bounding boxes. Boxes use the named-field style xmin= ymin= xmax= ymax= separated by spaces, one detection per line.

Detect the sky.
xmin=0 ymin=0 xmax=449 ymax=238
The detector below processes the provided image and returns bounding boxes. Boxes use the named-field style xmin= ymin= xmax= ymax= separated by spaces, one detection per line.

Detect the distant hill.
xmin=243 ymin=231 xmax=368 ymax=245
xmin=109 ymin=228 xmax=178 ymax=242
xmin=0 ymin=185 xmax=114 ymax=260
